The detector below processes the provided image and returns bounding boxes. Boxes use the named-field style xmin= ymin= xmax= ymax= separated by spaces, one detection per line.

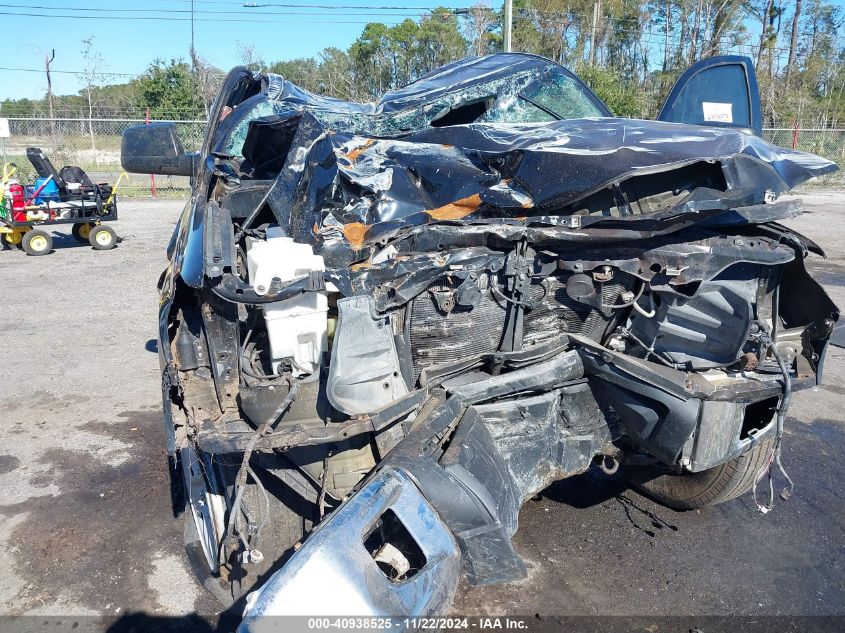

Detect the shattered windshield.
xmin=218 ymin=64 xmax=608 ymax=157
xmin=482 ymin=69 xmax=606 ymax=122
xmin=221 ymin=97 xmax=295 ymax=156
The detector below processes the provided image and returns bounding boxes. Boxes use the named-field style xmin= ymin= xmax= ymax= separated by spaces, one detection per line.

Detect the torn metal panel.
xmin=261 ymin=118 xmax=834 ymax=267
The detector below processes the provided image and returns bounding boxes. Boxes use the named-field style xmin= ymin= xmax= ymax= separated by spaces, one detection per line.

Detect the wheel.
xmin=623 ymin=438 xmax=773 ymax=510
xmin=2 ymin=231 xmax=24 ymax=249
xmin=180 ymin=448 xmax=311 ymax=606
xmin=71 ymin=222 xmax=95 ymax=243
xmin=22 ymin=229 xmax=53 ymax=256
xmin=88 ymin=224 xmax=117 ymax=250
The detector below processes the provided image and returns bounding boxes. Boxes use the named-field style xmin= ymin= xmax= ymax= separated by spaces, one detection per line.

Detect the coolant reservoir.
xmin=246 ymin=230 xmax=327 ymax=377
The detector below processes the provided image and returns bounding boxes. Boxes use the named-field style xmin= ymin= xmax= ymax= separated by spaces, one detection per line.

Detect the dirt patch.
xmin=453 ymin=418 xmax=845 ymax=616
xmin=0 ymin=455 xmax=20 ymax=475
xmin=0 ymin=410 xmax=214 ymax=616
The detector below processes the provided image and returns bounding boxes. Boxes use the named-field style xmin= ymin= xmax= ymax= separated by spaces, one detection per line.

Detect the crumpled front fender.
xmin=238 ymin=467 xmax=461 ymax=632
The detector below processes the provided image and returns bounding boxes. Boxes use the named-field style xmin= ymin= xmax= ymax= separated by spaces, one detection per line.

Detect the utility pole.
xmin=44 ymin=49 xmax=55 ymax=119
xmin=589 ymin=2 xmax=598 ymax=65
xmin=190 ymin=0 xmax=196 ymax=70
xmin=786 ymin=0 xmax=801 ymax=84
xmin=45 ymin=48 xmax=56 ymax=135
xmin=503 ymin=0 xmax=512 ymax=53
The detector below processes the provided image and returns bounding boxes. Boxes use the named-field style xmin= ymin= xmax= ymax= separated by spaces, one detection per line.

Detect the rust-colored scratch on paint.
xmin=312 ymin=222 xmax=320 ymax=234
xmin=342 ymin=222 xmax=370 ymax=250
xmin=344 ymin=139 xmax=377 ymax=162
xmin=521 ymin=199 xmax=535 ymax=209
xmin=426 ymin=193 xmax=483 ymax=221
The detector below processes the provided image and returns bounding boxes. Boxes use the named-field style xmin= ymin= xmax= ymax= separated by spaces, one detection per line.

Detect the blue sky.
xmin=0 ymin=0 xmax=472 ymax=101
xmin=4 ymin=0 xmax=845 ymax=103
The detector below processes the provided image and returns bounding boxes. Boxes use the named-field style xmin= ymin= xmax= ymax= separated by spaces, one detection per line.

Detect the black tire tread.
xmin=625 ymin=438 xmax=773 ymax=510
xmin=183 ymin=452 xmax=312 ymax=606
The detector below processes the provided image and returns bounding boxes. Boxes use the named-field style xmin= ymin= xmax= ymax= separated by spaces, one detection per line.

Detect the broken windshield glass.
xmin=217 ymin=61 xmax=611 ymax=156
xmin=483 ymin=69 xmax=606 ymax=122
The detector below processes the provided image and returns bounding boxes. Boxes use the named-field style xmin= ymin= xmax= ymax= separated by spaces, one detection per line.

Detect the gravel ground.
xmin=0 ymin=194 xmax=843 ymax=630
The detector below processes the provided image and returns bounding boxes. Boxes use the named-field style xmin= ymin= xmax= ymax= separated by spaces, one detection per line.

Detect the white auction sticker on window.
xmin=702 ymin=102 xmax=733 ymax=123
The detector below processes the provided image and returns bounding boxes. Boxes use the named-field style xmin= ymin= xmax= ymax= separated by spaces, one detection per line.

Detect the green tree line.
xmin=2 ymin=1 xmax=843 ymax=127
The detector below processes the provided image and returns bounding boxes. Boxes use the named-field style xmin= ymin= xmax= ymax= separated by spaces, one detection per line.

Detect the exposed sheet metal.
xmin=208 ymin=54 xmax=838 ymax=270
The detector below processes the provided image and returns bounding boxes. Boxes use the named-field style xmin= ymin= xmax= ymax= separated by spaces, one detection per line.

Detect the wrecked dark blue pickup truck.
xmin=121 ymin=53 xmax=838 ymax=628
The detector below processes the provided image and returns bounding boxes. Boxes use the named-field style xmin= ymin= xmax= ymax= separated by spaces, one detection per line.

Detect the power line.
xmin=0 ymin=3 xmax=827 ymax=75
xmin=0 ymin=10 xmax=426 ymax=23
xmin=241 ymin=2 xmax=447 ymax=8
xmin=0 ymin=1 xmax=452 ymax=14
xmin=0 ymin=1 xmax=818 ymax=45
xmin=0 ymin=65 xmax=138 ymax=77
xmin=0 ymin=4 xmax=434 ymax=17
xmin=14 ymin=0 xmax=449 ymax=6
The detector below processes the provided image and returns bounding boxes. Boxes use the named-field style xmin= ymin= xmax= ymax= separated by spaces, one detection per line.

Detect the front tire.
xmin=624 ymin=439 xmax=773 ymax=510
xmin=181 ymin=448 xmax=311 ymax=606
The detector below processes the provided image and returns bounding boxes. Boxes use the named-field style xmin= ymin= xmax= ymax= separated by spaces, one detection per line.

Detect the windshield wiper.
xmin=517 ymin=93 xmax=562 ymax=120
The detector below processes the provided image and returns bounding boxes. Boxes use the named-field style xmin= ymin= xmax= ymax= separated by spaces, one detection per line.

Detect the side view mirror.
xmin=121 ymin=122 xmax=198 ymax=177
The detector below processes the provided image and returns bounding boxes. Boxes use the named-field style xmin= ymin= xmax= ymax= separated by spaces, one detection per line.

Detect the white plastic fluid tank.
xmin=247 ymin=229 xmax=327 ymax=376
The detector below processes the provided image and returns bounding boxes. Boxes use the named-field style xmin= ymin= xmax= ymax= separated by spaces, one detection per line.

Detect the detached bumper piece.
xmin=239 ymin=468 xmax=461 ymax=632
xmin=240 ymin=349 xmax=606 ymax=628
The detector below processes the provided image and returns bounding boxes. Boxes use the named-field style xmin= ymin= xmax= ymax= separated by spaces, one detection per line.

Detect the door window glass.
xmin=661 ymin=64 xmax=751 ymax=128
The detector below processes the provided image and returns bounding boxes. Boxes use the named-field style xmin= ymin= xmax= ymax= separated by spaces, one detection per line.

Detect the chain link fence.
xmin=1 ymin=117 xmax=206 ymax=198
xmin=763 ymin=128 xmax=845 ymax=188
xmin=1 ymin=118 xmax=842 ymax=198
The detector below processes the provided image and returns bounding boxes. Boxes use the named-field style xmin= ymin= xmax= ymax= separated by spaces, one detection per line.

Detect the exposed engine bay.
xmin=123 ymin=54 xmax=839 ymax=627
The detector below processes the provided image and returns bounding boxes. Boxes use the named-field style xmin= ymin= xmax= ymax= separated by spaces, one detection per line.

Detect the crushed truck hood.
xmin=260 ymin=115 xmax=837 ymax=266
